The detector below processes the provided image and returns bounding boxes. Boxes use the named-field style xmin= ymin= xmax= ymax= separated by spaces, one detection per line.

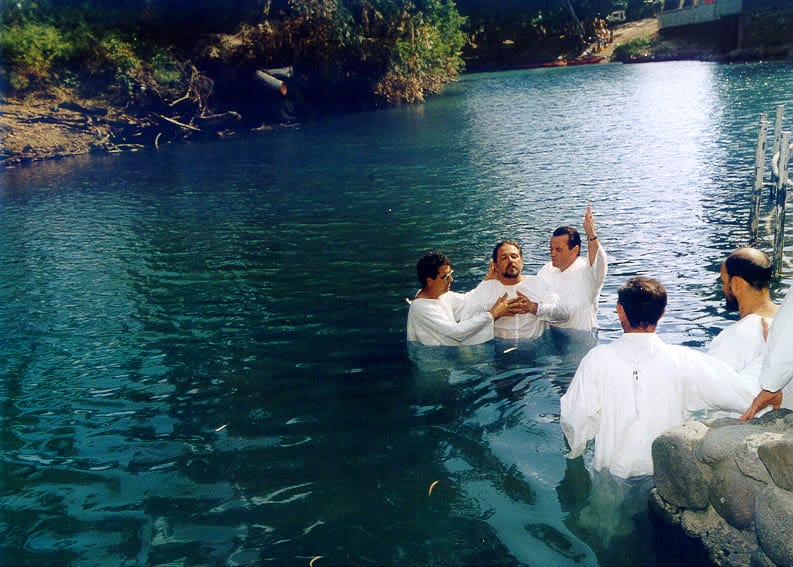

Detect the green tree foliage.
xmin=611 ymin=36 xmax=652 ymax=60
xmin=0 ymin=22 xmax=68 ymax=90
xmin=0 ymin=0 xmax=468 ymax=107
xmin=0 ymin=0 xmax=645 ymax=106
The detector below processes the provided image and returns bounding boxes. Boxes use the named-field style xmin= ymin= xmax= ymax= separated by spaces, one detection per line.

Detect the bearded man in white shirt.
xmin=708 ymin=247 xmax=778 ymax=380
xmin=406 ymin=252 xmax=528 ymax=346
xmin=560 ymin=276 xmax=756 ymax=478
xmin=538 ymin=204 xmax=607 ymax=332
xmin=461 ymin=240 xmax=569 ymax=340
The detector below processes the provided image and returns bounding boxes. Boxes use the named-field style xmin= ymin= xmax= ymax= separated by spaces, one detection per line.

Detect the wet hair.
xmin=416 ymin=252 xmax=450 ymax=287
xmin=617 ymin=276 xmax=667 ymax=328
xmin=724 ymin=248 xmax=772 ymax=291
xmin=552 ymin=226 xmax=581 ymax=254
xmin=491 ymin=240 xmax=523 ymax=263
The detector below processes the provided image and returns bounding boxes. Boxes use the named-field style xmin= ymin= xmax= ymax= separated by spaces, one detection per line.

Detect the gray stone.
xmin=735 ymin=432 xmax=786 ymax=484
xmin=697 ymin=424 xmax=763 ymax=466
xmin=752 ymin=408 xmax=793 ymax=427
xmin=709 ymin=459 xmax=763 ymax=529
xmin=755 ymin=486 xmax=793 ymax=566
xmin=648 ymin=487 xmax=683 ymax=527
xmin=691 ymin=508 xmax=757 ymax=567
xmin=653 ymin=422 xmax=712 ymax=509
xmin=757 ymin=438 xmax=793 ymax=492
xmin=650 ymin=415 xmax=793 ymax=565
xmin=749 ymin=547 xmax=777 ymax=567
xmin=704 ymin=416 xmax=745 ymax=429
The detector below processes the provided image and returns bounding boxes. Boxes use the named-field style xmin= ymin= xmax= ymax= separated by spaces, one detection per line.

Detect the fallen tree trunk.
xmin=194 ymin=111 xmax=242 ymax=131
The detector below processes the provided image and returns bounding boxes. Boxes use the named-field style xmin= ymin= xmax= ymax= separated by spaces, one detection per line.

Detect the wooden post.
xmin=770 ymin=105 xmax=785 ymax=198
xmin=749 ymin=113 xmax=768 ymax=243
xmin=772 ymin=131 xmax=790 ymax=278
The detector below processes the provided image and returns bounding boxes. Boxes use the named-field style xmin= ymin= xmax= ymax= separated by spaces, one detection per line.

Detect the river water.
xmin=2 ymin=61 xmax=793 ymax=566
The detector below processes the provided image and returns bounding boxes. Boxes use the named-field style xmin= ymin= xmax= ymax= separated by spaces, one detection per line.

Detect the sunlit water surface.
xmin=2 ymin=61 xmax=793 ymax=566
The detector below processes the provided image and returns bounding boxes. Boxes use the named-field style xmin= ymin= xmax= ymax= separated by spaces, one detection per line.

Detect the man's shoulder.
xmin=519 ymin=274 xmax=553 ymax=290
xmin=579 ymin=341 xmax=616 ymax=363
xmin=719 ymin=314 xmax=765 ymax=339
xmin=465 ymin=279 xmax=502 ymax=300
xmin=537 ymin=261 xmax=554 ymax=276
xmin=471 ymin=279 xmax=500 ymax=292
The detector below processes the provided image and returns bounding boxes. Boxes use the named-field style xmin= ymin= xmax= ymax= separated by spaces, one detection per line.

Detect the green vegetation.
xmin=0 ymin=0 xmax=471 ymax=108
xmin=1 ymin=0 xmax=653 ymax=110
xmin=611 ymin=37 xmax=653 ymax=61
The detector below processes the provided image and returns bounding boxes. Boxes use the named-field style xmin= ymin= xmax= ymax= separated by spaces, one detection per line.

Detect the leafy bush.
xmin=0 ymin=22 xmax=68 ymax=90
xmin=150 ymin=50 xmax=184 ymax=87
xmin=611 ymin=37 xmax=653 ymax=61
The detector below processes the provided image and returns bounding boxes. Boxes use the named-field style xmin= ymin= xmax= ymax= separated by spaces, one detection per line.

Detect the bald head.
xmin=723 ymin=247 xmax=772 ymax=290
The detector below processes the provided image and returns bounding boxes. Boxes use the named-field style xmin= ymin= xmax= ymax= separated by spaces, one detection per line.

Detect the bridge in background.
xmin=658 ymin=0 xmax=743 ymax=30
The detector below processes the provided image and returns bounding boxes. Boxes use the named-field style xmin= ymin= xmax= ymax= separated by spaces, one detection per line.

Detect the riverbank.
xmin=0 ymin=17 xmax=788 ymax=169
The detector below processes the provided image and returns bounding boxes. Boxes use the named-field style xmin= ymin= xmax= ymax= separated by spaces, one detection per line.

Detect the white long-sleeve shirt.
xmin=461 ymin=277 xmax=569 ymax=340
xmin=560 ymin=333 xmax=757 ymax=478
xmin=406 ymin=291 xmax=494 ymax=346
xmin=708 ymin=313 xmax=770 ymax=382
xmin=538 ymin=245 xmax=607 ymax=331
xmin=760 ymin=290 xmax=793 ymax=409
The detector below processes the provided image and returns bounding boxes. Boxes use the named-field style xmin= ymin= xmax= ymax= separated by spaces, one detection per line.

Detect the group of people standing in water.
xmin=406 ymin=205 xmax=793 ymax=479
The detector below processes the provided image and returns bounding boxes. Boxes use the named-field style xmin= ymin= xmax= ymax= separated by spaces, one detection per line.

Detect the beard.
xmin=501 ymin=263 xmax=521 ymax=279
xmin=724 ymin=295 xmax=739 ymax=312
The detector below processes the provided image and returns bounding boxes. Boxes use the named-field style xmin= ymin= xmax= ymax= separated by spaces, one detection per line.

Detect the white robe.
xmin=461 ymin=277 xmax=569 ymax=340
xmin=760 ymin=290 xmax=793 ymax=409
xmin=708 ymin=313 xmax=770 ymax=381
xmin=560 ymin=333 xmax=757 ymax=478
xmin=406 ymin=291 xmax=494 ymax=346
xmin=538 ymin=245 xmax=607 ymax=331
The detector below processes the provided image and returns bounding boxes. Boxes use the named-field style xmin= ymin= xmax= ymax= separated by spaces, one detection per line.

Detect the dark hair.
xmin=724 ymin=248 xmax=772 ymax=290
xmin=491 ymin=240 xmax=523 ymax=263
xmin=617 ymin=276 xmax=667 ymax=328
xmin=552 ymin=226 xmax=581 ymax=253
xmin=416 ymin=252 xmax=450 ymax=287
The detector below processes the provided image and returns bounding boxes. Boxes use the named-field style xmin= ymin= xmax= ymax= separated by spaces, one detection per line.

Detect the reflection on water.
xmin=2 ymin=61 xmax=793 ymax=565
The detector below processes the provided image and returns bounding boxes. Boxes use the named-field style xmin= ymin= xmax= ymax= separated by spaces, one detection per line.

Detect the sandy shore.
xmin=0 ymin=95 xmax=142 ymax=168
xmin=598 ymin=18 xmax=660 ymax=60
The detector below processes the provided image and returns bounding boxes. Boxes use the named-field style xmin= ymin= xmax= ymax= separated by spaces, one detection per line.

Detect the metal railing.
xmin=749 ymin=105 xmax=792 ymax=277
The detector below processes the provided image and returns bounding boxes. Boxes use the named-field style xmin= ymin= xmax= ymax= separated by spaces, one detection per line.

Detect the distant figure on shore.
xmin=741 ymin=288 xmax=793 ymax=420
xmin=538 ymin=204 xmax=607 ymax=332
xmin=462 ymin=241 xmax=569 ymax=340
xmin=708 ymin=247 xmax=778 ymax=380
xmin=561 ymin=276 xmax=756 ymax=478
xmin=406 ymin=252 xmax=527 ymax=346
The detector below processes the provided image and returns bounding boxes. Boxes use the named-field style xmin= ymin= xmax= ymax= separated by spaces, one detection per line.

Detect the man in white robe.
xmin=538 ymin=204 xmax=607 ymax=331
xmin=708 ymin=247 xmax=778 ymax=381
xmin=561 ymin=276 xmax=757 ymax=478
xmin=461 ymin=240 xmax=569 ymax=340
xmin=406 ymin=252 xmax=527 ymax=346
xmin=741 ymin=288 xmax=793 ymax=420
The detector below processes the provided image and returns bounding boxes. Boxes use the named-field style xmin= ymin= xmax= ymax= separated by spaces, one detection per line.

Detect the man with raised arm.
xmin=538 ymin=204 xmax=607 ymax=332
xmin=461 ymin=240 xmax=569 ymax=340
xmin=708 ymin=247 xmax=778 ymax=380
xmin=561 ymin=276 xmax=756 ymax=478
xmin=406 ymin=252 xmax=527 ymax=346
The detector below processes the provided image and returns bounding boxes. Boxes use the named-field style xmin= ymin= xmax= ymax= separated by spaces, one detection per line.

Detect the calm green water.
xmin=2 ymin=61 xmax=793 ymax=566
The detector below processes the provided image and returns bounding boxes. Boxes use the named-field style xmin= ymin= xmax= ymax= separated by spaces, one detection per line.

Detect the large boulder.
xmin=650 ymin=410 xmax=793 ymax=566
xmin=653 ymin=422 xmax=711 ymax=509
xmin=754 ymin=486 xmax=793 ymax=566
xmin=757 ymin=437 xmax=793 ymax=492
